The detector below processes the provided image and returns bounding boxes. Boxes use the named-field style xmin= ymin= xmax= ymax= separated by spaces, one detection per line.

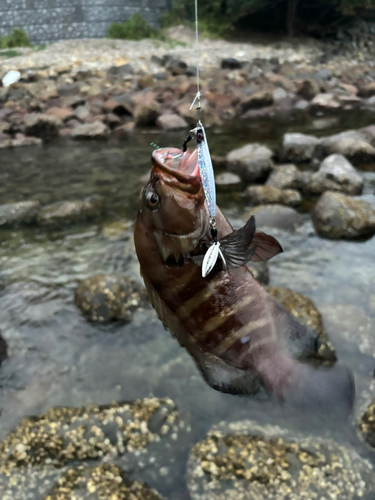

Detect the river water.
xmin=0 ymin=111 xmax=375 ymax=497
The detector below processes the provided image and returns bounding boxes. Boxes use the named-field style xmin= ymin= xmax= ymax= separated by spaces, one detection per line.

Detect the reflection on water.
xmin=0 ymin=113 xmax=375 ymax=497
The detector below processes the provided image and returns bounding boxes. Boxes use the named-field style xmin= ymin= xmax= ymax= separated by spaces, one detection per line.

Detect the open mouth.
xmin=152 ymin=148 xmax=200 ymax=185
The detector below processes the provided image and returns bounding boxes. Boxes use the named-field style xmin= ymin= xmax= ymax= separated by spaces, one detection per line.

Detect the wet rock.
xmin=247 ymin=262 xmax=269 ymax=285
xmin=267 ymin=287 xmax=336 ymax=363
xmin=240 ymin=90 xmax=273 ymax=112
xmin=245 ymin=185 xmax=301 ymax=207
xmin=0 ymin=201 xmax=40 ymax=227
xmin=74 ymin=274 xmax=145 ymax=323
xmin=226 ymin=144 xmax=274 ymax=183
xmin=359 ymin=400 xmax=375 ymax=448
xmin=247 ymin=205 xmax=303 ymax=231
xmin=266 ymin=164 xmax=304 ymax=190
xmin=43 ymin=463 xmax=164 ymax=500
xmin=297 ymin=79 xmax=320 ymax=100
xmin=106 ymin=64 xmax=133 ymax=80
xmin=37 ymin=197 xmax=103 ymax=227
xmin=281 ymin=133 xmax=323 ymax=163
xmin=321 ymin=131 xmax=375 ymax=164
xmin=309 ymin=93 xmax=341 ymax=114
xmin=24 ymin=113 xmax=62 ymax=141
xmin=312 ymin=191 xmax=375 ymax=239
xmin=0 ymin=330 xmax=7 ymax=365
xmin=215 ymin=172 xmax=244 ymax=193
xmin=166 ymin=58 xmax=188 ymax=76
xmin=306 ymin=154 xmax=363 ymax=196
xmin=156 ymin=113 xmax=188 ymax=130
xmin=134 ymin=100 xmax=161 ymax=126
xmin=71 ymin=121 xmax=109 ymax=140
xmin=187 ymin=421 xmax=374 ymax=500
xmin=221 ymin=58 xmax=242 ymax=70
xmin=0 ymin=135 xmax=42 ymax=149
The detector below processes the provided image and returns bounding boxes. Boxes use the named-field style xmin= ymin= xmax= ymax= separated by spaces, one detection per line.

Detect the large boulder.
xmin=266 ymin=163 xmax=304 ymax=190
xmin=240 ymin=90 xmax=273 ymax=112
xmin=187 ymin=421 xmax=375 ymax=500
xmin=74 ymin=274 xmax=146 ymax=323
xmin=215 ymin=172 xmax=244 ymax=193
xmin=312 ymin=191 xmax=375 ymax=239
xmin=245 ymin=185 xmax=301 ymax=207
xmin=306 ymin=154 xmax=363 ymax=196
xmin=309 ymin=93 xmax=341 ymax=114
xmin=321 ymin=131 xmax=375 ymax=164
xmin=248 ymin=205 xmax=303 ymax=232
xmin=226 ymin=144 xmax=274 ymax=183
xmin=156 ymin=113 xmax=188 ymax=130
xmin=281 ymin=133 xmax=323 ymax=163
xmin=71 ymin=121 xmax=109 ymax=140
xmin=134 ymin=100 xmax=161 ymax=126
xmin=0 ymin=201 xmax=40 ymax=227
xmin=37 ymin=197 xmax=102 ymax=227
xmin=296 ymin=79 xmax=320 ymax=100
xmin=24 ymin=113 xmax=62 ymax=141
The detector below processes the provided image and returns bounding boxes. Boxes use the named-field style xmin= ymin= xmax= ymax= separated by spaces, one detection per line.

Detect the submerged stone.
xmin=247 ymin=205 xmax=303 ymax=232
xmin=187 ymin=421 xmax=375 ymax=500
xmin=74 ymin=274 xmax=146 ymax=323
xmin=37 ymin=197 xmax=103 ymax=227
xmin=0 ymin=201 xmax=40 ymax=228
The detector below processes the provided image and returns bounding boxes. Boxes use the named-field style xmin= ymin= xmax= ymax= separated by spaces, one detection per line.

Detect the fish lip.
xmin=152 ymin=148 xmax=200 ymax=185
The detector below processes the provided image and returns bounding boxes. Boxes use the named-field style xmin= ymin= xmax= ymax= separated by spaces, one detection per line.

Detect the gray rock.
xmin=360 ymin=125 xmax=375 ymax=147
xmin=281 ymin=133 xmax=323 ymax=163
xmin=247 ymin=262 xmax=269 ymax=285
xmin=240 ymin=90 xmax=273 ymax=112
xmin=226 ymin=143 xmax=274 ymax=183
xmin=294 ymin=99 xmax=309 ymax=111
xmin=272 ymin=87 xmax=288 ymax=102
xmin=106 ymin=63 xmax=133 ymax=79
xmin=0 ymin=331 xmax=7 ymax=366
xmin=71 ymin=121 xmax=109 ymax=140
xmin=134 ymin=100 xmax=161 ymax=126
xmin=74 ymin=105 xmax=90 ymax=121
xmin=306 ymin=154 xmax=363 ymax=195
xmin=156 ymin=113 xmax=188 ymax=130
xmin=37 ymin=197 xmax=102 ymax=227
xmin=321 ymin=131 xmax=375 ymax=164
xmin=221 ymin=58 xmax=242 ymax=70
xmin=309 ymin=93 xmax=341 ymax=114
xmin=0 ymin=135 xmax=42 ymax=149
xmin=187 ymin=421 xmax=375 ymax=500
xmin=315 ymin=68 xmax=332 ymax=81
xmin=43 ymin=463 xmax=164 ymax=500
xmin=358 ymin=81 xmax=375 ymax=98
xmin=24 ymin=113 xmax=62 ymax=141
xmin=247 ymin=205 xmax=303 ymax=231
xmin=266 ymin=164 xmax=304 ymax=190
xmin=245 ymin=185 xmax=301 ymax=207
xmin=74 ymin=274 xmax=146 ymax=323
xmin=165 ymin=58 xmax=188 ymax=75
xmin=215 ymin=172 xmax=244 ymax=192
xmin=0 ymin=201 xmax=40 ymax=227
xmin=312 ymin=191 xmax=375 ymax=239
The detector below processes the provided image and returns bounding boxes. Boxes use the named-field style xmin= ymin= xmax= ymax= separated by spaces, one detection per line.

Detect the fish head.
xmin=135 ymin=148 xmax=210 ymax=264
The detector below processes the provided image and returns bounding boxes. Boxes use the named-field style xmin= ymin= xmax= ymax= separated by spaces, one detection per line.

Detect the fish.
xmin=134 ymin=147 xmax=354 ymax=409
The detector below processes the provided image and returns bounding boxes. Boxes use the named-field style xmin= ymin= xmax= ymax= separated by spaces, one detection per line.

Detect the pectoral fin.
xmin=250 ymin=231 xmax=283 ymax=262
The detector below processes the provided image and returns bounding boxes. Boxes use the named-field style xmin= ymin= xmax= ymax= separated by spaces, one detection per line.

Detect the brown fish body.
xmin=135 ymin=148 xmax=354 ymax=403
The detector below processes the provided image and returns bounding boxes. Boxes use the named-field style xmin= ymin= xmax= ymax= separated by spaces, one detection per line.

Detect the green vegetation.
xmin=108 ymin=12 xmax=162 ymax=40
xmin=161 ymin=0 xmax=375 ymax=37
xmin=0 ymin=28 xmax=31 ymax=49
xmin=0 ymin=49 xmax=23 ymax=58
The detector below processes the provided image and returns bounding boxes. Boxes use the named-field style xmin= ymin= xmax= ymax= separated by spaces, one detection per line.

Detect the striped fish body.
xmin=134 ymin=147 xmax=324 ymax=396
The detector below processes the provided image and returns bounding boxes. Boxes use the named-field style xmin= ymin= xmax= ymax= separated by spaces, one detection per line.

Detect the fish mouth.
xmin=152 ymin=148 xmax=200 ymax=192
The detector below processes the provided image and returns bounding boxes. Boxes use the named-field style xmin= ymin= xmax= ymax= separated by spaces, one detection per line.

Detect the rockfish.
xmin=134 ymin=147 xmax=354 ymax=406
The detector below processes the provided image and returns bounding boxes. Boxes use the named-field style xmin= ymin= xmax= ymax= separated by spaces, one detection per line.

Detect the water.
xmin=0 ymin=113 xmax=375 ymax=497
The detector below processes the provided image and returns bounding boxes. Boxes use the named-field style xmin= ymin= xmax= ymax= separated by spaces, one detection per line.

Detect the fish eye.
xmin=144 ymin=191 xmax=160 ymax=210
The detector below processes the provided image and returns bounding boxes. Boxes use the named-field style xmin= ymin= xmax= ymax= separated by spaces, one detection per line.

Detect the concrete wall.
xmin=0 ymin=0 xmax=171 ymax=43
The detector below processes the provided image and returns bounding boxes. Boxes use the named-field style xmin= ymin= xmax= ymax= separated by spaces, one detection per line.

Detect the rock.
xmin=134 ymin=100 xmax=161 ymax=126
xmin=312 ymin=191 xmax=375 ymax=239
xmin=266 ymin=164 xmax=304 ymax=190
xmin=240 ymin=90 xmax=273 ymax=112
xmin=165 ymin=58 xmax=188 ymax=75
xmin=360 ymin=125 xmax=375 ymax=147
xmin=43 ymin=463 xmax=164 ymax=500
xmin=104 ymin=112 xmax=121 ymax=128
xmin=306 ymin=154 xmax=363 ymax=196
xmin=247 ymin=262 xmax=269 ymax=285
xmin=24 ymin=113 xmax=62 ymax=141
xmin=0 ymin=331 xmax=7 ymax=366
xmin=359 ymin=400 xmax=375 ymax=447
xmin=297 ymin=79 xmax=320 ymax=100
xmin=315 ymin=68 xmax=332 ymax=81
xmin=74 ymin=105 xmax=90 ymax=121
xmin=321 ymin=132 xmax=375 ymax=164
xmin=156 ymin=113 xmax=188 ymax=130
xmin=267 ymin=287 xmax=336 ymax=363
xmin=37 ymin=197 xmax=103 ymax=227
xmin=247 ymin=205 xmax=303 ymax=231
xmin=215 ymin=172 xmax=244 ymax=193
xmin=309 ymin=93 xmax=341 ymax=114
xmin=187 ymin=421 xmax=375 ymax=500
xmin=272 ymin=87 xmax=287 ymax=102
xmin=281 ymin=133 xmax=323 ymax=163
xmin=0 ymin=201 xmax=40 ymax=227
xmin=358 ymin=81 xmax=375 ymax=98
xmin=226 ymin=144 xmax=274 ymax=183
xmin=71 ymin=121 xmax=109 ymax=140
xmin=106 ymin=63 xmax=133 ymax=79
xmin=0 ymin=135 xmax=42 ymax=149
xmin=138 ymin=75 xmax=155 ymax=89
xmin=245 ymin=185 xmax=301 ymax=207
xmin=45 ymin=107 xmax=74 ymax=122
xmin=74 ymin=274 xmax=145 ymax=323
xmin=221 ymin=58 xmax=242 ymax=70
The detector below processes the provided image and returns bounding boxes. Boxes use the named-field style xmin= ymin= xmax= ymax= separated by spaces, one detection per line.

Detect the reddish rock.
xmin=309 ymin=93 xmax=341 ymax=114
xmin=134 ymin=99 xmax=161 ymax=126
xmin=71 ymin=121 xmax=109 ymax=140
xmin=45 ymin=107 xmax=74 ymax=122
xmin=358 ymin=82 xmax=375 ymax=98
xmin=156 ymin=113 xmax=188 ymax=130
xmin=113 ymin=122 xmax=135 ymax=138
xmin=240 ymin=90 xmax=273 ymax=112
